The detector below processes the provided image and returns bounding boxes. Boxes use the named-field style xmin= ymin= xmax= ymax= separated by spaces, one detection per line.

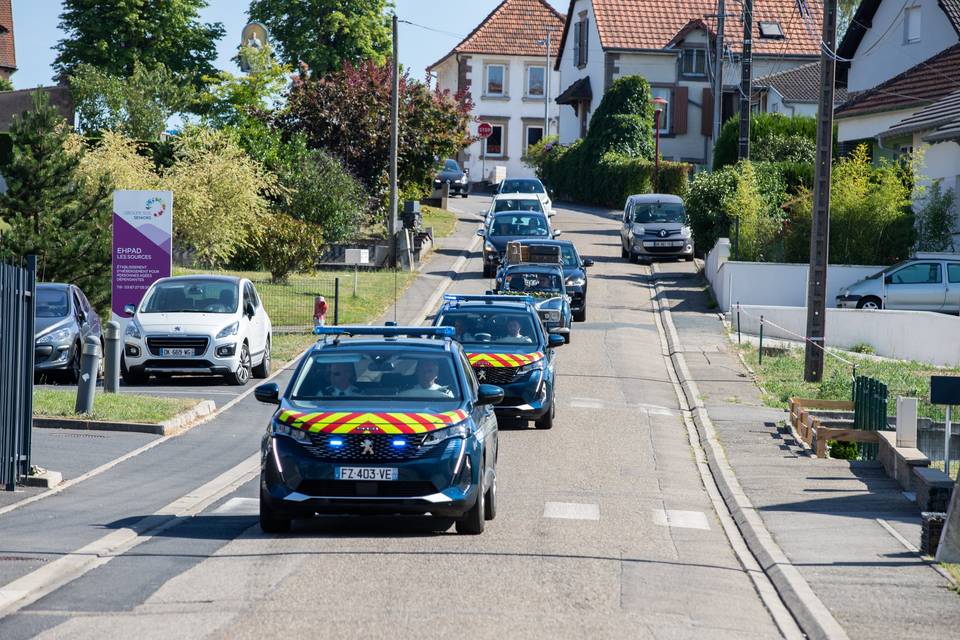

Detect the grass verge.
xmin=421 ymin=206 xmax=457 ymax=239
xmin=941 ymin=563 xmax=960 ymax=592
xmin=34 ymin=389 xmax=198 ymax=423
xmin=739 ymin=342 xmax=960 ymax=421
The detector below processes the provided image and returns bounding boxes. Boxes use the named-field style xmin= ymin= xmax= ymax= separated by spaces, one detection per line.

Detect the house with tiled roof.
xmin=429 ymin=0 xmax=565 ymax=182
xmin=754 ymin=62 xmax=848 ymax=117
xmin=0 ymin=0 xmax=16 ymax=81
xmin=553 ymin=0 xmax=822 ymax=167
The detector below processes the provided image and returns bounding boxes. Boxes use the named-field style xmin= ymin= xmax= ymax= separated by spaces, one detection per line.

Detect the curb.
xmin=32 ymin=400 xmax=217 ymax=436
xmin=649 ymin=265 xmax=849 ymax=640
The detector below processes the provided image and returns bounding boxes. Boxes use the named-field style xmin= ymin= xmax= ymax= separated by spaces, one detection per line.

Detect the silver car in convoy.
xmin=836 ymin=254 xmax=960 ymax=311
xmin=620 ymin=194 xmax=694 ymax=263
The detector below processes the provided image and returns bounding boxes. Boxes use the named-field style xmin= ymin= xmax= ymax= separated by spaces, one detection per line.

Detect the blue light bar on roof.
xmin=313 ymin=325 xmax=455 ymax=338
xmin=442 ymin=294 xmax=535 ymax=304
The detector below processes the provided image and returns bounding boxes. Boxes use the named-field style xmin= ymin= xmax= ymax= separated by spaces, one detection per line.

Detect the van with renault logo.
xmin=619 ymin=194 xmax=695 ymax=263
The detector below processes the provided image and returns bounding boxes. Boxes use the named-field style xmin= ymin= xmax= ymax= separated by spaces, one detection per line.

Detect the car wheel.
xmin=121 ymin=365 xmax=148 ymax=386
xmin=484 ymin=472 xmax=497 ymax=521
xmin=563 ymin=330 xmax=571 ymax=344
xmin=482 ymin=264 xmax=494 ymax=278
xmin=573 ymin=307 xmax=586 ymax=322
xmin=857 ymin=296 xmax=882 ymax=310
xmin=456 ymin=475 xmax=486 ymax=535
xmin=227 ymin=343 xmax=252 ymax=386
xmin=462 ymin=192 xmax=469 ymax=198
xmin=535 ymin=401 xmax=555 ymax=430
xmin=252 ymin=338 xmax=271 ymax=379
xmin=259 ymin=487 xmax=291 ymax=534
xmin=65 ymin=342 xmax=82 ymax=384
xmin=684 ymin=256 xmax=694 ymax=262
xmin=621 ymin=245 xmax=629 ymax=259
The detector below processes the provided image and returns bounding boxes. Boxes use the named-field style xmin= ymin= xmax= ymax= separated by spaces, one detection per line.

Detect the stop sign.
xmin=477 ymin=122 xmax=493 ymax=138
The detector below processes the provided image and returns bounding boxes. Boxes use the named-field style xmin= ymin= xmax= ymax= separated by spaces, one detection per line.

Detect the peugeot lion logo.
xmin=174 ymin=326 xmax=182 ymax=332
xmin=360 ymin=439 xmax=375 ymax=456
xmin=477 ymin=369 xmax=487 ymax=381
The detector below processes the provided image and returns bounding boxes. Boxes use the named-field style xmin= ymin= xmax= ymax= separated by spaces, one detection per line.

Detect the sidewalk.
xmin=652 ymin=261 xmax=960 ymax=639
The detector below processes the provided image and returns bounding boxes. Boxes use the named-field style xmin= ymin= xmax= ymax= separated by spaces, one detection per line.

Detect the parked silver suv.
xmin=836 ymin=253 xmax=960 ymax=311
xmin=620 ymin=194 xmax=694 ymax=263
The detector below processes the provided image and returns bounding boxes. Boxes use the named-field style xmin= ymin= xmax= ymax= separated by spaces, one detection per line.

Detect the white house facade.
xmin=428 ymin=0 xmax=564 ymax=183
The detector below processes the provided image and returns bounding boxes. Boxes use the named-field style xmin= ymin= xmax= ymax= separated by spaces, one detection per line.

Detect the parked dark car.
xmin=434 ymin=159 xmax=470 ymax=197
xmin=34 ymin=283 xmax=102 ymax=382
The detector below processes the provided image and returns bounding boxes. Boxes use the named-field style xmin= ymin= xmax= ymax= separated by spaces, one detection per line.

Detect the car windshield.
xmin=489 ymin=213 xmax=549 ymax=237
xmin=438 ymin=310 xmax=542 ymax=349
xmin=493 ymin=198 xmax=544 ymax=213
xmin=500 ymin=179 xmax=545 ymax=194
xmin=289 ymin=349 xmax=463 ymax=404
xmin=443 ymin=159 xmax=460 ymax=172
xmin=869 ymin=261 xmax=909 ymax=279
xmin=632 ymin=202 xmax=686 ymax=224
xmin=36 ymin=288 xmax=69 ymax=318
xmin=504 ymin=271 xmax=563 ymax=294
xmin=141 ymin=279 xmax=239 ymax=314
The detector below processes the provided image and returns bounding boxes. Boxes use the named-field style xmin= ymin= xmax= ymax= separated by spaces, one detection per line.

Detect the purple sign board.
xmin=111 ymin=190 xmax=173 ymax=320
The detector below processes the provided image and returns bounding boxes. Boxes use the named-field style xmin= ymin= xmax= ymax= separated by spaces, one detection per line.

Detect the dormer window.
xmin=758 ymin=21 xmax=785 ymax=39
xmin=680 ymin=48 xmax=707 ymax=78
xmin=905 ymin=6 xmax=921 ymax=44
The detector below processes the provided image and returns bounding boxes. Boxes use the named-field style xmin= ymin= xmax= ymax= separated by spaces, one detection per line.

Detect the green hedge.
xmin=713 ymin=112 xmax=825 ymax=170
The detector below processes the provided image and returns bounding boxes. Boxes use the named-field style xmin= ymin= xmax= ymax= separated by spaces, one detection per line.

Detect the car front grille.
xmin=644 ymin=245 xmax=687 ymax=254
xmin=146 ymin=336 xmax=209 ymax=357
xmin=644 ymin=229 xmax=683 ymax=238
xmin=301 ymin=433 xmax=449 ymax=462
xmin=473 ymin=366 xmax=519 ymax=385
xmin=295 ymin=480 xmax=438 ymax=498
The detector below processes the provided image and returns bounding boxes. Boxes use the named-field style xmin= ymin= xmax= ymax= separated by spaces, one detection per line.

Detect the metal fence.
xmin=0 ymin=257 xmax=36 ymax=490
xmin=251 ymin=276 xmax=340 ymax=333
xmin=917 ymin=422 xmax=960 ymax=480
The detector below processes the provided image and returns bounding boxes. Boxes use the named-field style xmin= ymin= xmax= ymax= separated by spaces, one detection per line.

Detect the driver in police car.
xmin=399 ymin=359 xmax=453 ymax=398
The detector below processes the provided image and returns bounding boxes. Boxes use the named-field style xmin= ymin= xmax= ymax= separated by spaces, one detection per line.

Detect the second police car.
xmin=255 ymin=326 xmax=503 ymax=535
xmin=434 ymin=294 xmax=564 ymax=429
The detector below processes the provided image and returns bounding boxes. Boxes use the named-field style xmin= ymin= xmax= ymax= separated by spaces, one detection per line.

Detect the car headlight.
xmin=216 ymin=321 xmax=239 ymax=339
xmin=422 ymin=424 xmax=471 ymax=446
xmin=484 ymin=241 xmax=496 ymax=253
xmin=124 ymin=320 xmax=143 ymax=340
xmin=681 ymin=225 xmax=692 ymax=238
xmin=517 ymin=360 xmax=544 ymax=375
xmin=632 ymin=225 xmax=646 ymax=236
xmin=540 ymin=309 xmax=560 ymax=323
xmin=37 ymin=327 xmax=73 ymax=345
xmin=272 ymin=420 xmax=311 ymax=443
xmin=565 ymin=276 xmax=585 ymax=287
xmin=460 ymin=174 xmax=468 ymax=183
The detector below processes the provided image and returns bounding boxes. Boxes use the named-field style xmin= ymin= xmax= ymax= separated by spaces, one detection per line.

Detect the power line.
xmin=396 ymin=19 xmax=465 ymax=40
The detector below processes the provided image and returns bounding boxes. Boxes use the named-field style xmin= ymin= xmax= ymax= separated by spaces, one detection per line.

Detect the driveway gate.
xmin=0 ymin=256 xmax=36 ymax=490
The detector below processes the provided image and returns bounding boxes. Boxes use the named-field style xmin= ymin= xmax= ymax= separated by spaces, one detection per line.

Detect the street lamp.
xmin=652 ymin=96 xmax=668 ymax=191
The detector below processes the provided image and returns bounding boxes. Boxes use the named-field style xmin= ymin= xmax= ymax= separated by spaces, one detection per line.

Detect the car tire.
xmin=563 ymin=330 xmax=571 ymax=344
xmin=64 ymin=342 xmax=82 ymax=384
xmin=684 ymin=256 xmax=694 ymax=262
xmin=856 ymin=296 xmax=882 ymax=310
xmin=484 ymin=472 xmax=497 ymax=521
xmin=121 ymin=365 xmax=148 ymax=386
xmin=456 ymin=475 xmax=486 ymax=535
xmin=535 ymin=401 xmax=555 ymax=430
xmin=482 ymin=264 xmax=494 ymax=278
xmin=227 ymin=342 xmax=252 ymax=386
xmin=462 ymin=192 xmax=469 ymax=198
xmin=259 ymin=487 xmax=291 ymax=534
xmin=252 ymin=338 xmax=271 ymax=379
xmin=621 ymin=245 xmax=629 ymax=259
xmin=573 ymin=307 xmax=586 ymax=322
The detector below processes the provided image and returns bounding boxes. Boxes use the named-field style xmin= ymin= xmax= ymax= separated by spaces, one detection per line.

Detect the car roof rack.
xmin=442 ymin=293 xmax=534 ymax=305
xmin=313 ymin=325 xmax=455 ymax=338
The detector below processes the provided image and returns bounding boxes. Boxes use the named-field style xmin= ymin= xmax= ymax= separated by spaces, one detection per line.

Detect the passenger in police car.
xmin=322 ymin=362 xmax=363 ymax=397
xmin=502 ymin=318 xmax=533 ymax=344
xmin=399 ymin=359 xmax=454 ymax=398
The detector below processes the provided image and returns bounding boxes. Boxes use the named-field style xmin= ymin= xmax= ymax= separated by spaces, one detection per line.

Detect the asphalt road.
xmin=0 ymin=200 xmax=788 ymax=639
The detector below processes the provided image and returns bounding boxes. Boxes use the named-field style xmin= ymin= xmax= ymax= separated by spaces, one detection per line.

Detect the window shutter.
xmin=574 ymin=22 xmax=581 ymax=66
xmin=701 ymin=88 xmax=713 ymax=136
xmin=672 ymin=86 xmax=688 ymax=135
xmin=583 ymin=19 xmax=589 ymax=64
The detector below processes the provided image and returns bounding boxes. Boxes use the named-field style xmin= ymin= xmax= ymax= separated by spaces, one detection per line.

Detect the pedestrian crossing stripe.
xmin=466 ymin=351 xmax=544 ymax=368
xmin=276 ymin=409 xmax=469 ymax=434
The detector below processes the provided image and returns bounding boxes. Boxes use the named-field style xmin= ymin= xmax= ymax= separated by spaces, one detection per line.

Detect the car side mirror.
xmin=477 ymin=384 xmax=504 ymax=406
xmin=255 ymin=383 xmax=280 ymax=404
xmin=245 ymin=302 xmax=256 ymax=318
xmin=123 ymin=304 xmax=136 ymax=317
xmin=884 ymin=275 xmax=893 ymax=285
xmin=477 ymin=228 xmax=486 ymax=236
xmin=548 ymin=333 xmax=566 ymax=348
xmin=582 ymin=258 xmax=594 ymax=267
xmin=464 ymin=167 xmax=470 ymax=176
xmin=552 ymin=230 xmax=562 ymax=237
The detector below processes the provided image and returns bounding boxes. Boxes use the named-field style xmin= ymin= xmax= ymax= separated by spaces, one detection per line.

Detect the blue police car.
xmin=254 ymin=326 xmax=503 ymax=535
xmin=433 ymin=295 xmax=565 ymax=429
xmin=495 ymin=262 xmax=573 ymax=343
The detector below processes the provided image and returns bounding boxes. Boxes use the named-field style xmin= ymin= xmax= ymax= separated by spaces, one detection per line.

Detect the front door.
xmin=884 ymin=262 xmax=946 ymax=311
xmin=945 ymin=263 xmax=960 ymax=312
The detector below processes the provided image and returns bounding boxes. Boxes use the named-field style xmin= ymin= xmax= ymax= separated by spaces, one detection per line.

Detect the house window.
xmin=574 ymin=17 xmax=589 ymax=68
xmin=527 ymin=66 xmax=545 ymax=97
xmin=525 ymin=124 xmax=544 ymax=154
xmin=486 ymin=64 xmax=506 ymax=95
xmin=485 ymin=124 xmax=504 ymax=157
xmin=579 ymin=104 xmax=589 ymax=138
xmin=680 ymin=49 xmax=707 ymax=78
xmin=758 ymin=21 xmax=785 ymax=39
xmin=905 ymin=6 xmax=921 ymax=43
xmin=652 ymin=87 xmax=672 ymax=134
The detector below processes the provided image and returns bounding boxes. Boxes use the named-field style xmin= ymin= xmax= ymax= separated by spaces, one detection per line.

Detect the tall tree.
xmin=247 ymin=0 xmax=392 ymax=74
xmin=0 ymin=91 xmax=113 ymax=309
xmin=54 ymin=0 xmax=225 ymax=89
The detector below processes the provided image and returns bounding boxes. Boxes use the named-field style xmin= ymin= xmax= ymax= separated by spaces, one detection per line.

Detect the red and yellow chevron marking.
xmin=466 ymin=351 xmax=544 ymax=368
xmin=277 ymin=409 xmax=468 ymax=435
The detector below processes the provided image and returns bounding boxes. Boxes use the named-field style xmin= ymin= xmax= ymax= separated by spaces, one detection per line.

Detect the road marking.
xmin=653 ymin=509 xmax=710 ymax=530
xmin=211 ymin=497 xmax=259 ymax=516
xmin=0 ymin=453 xmax=259 ymax=618
xmin=627 ymin=402 xmax=677 ymax=416
xmin=570 ymin=397 xmax=604 ymax=409
xmin=543 ymin=502 xmax=600 ymax=520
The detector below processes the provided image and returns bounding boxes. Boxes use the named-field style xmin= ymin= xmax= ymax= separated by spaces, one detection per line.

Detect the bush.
xmin=585 ymin=76 xmax=655 ymax=160
xmin=713 ymin=112 xmax=821 ymax=170
xmin=916 ymin=179 xmax=956 ymax=252
xmin=252 ymin=213 xmax=323 ymax=284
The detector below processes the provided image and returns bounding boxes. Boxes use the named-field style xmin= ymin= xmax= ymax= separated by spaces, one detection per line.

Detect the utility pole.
xmin=803 ymin=0 xmax=838 ymax=382
xmin=738 ymin=0 xmax=753 ymax=160
xmin=544 ymin=30 xmax=552 ymax=138
xmin=389 ymin=14 xmax=400 ymax=269
xmin=711 ymin=0 xmax=726 ymax=169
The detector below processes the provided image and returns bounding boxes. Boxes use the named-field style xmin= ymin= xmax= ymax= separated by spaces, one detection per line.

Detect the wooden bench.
xmin=788 ymin=398 xmax=880 ymax=458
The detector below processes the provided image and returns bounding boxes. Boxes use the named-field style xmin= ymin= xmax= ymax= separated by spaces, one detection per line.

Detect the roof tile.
xmin=755 ymin=60 xmax=848 ymax=104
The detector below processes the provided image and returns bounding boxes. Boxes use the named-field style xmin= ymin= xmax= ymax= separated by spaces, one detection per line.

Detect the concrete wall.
xmin=847 ymin=0 xmax=959 ymax=93
xmin=733 ymin=304 xmax=960 ymax=367
xmin=764 ymin=87 xmax=818 ymax=117
xmin=703 ymin=238 xmax=883 ymax=311
xmin=837 ymin=107 xmax=917 ymax=143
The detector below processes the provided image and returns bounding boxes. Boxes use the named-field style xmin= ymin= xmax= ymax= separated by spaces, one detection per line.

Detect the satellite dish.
xmin=239 ymin=22 xmax=270 ymax=72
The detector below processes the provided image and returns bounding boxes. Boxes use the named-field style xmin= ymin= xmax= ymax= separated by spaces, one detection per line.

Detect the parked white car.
xmin=497 ymin=178 xmax=552 ymax=213
xmin=836 ymin=254 xmax=960 ymax=311
xmin=485 ymin=193 xmax=549 ymax=226
xmin=122 ymin=275 xmax=272 ymax=386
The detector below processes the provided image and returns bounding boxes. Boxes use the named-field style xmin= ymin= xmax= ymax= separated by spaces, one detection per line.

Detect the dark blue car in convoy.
xmin=434 ymin=295 xmax=565 ymax=429
xmin=255 ymin=326 xmax=503 ymax=535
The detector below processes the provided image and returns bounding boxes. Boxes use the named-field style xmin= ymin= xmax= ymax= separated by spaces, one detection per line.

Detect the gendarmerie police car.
xmin=433 ymin=294 xmax=564 ymax=429
xmin=254 ymin=326 xmax=502 ymax=534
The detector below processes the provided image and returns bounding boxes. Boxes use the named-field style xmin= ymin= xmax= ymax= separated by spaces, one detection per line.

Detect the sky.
xmin=11 ymin=0 xmax=568 ymax=90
